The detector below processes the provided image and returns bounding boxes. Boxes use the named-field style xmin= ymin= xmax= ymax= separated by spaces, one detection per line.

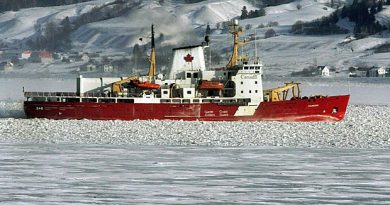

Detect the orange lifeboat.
xmin=132 ymin=81 xmax=160 ymax=90
xmin=198 ymin=80 xmax=224 ymax=90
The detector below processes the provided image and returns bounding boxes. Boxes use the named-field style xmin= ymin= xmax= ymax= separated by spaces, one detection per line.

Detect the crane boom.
xmin=111 ymin=74 xmax=139 ymax=96
xmin=264 ymin=82 xmax=301 ymax=102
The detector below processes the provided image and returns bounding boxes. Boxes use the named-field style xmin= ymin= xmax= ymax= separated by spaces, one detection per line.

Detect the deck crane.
xmin=111 ymin=25 xmax=158 ymax=96
xmin=263 ymin=82 xmax=302 ymax=102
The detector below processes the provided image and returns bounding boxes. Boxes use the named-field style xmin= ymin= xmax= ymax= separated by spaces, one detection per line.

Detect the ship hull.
xmin=24 ymin=95 xmax=349 ymax=122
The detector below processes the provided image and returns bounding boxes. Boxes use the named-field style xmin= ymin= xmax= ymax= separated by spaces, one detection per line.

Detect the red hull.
xmin=24 ymin=95 xmax=349 ymax=122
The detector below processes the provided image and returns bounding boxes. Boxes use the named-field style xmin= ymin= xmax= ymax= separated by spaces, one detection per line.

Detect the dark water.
xmin=0 ymin=145 xmax=389 ymax=204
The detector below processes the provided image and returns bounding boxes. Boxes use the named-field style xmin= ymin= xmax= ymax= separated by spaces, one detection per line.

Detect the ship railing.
xmin=24 ymin=92 xmax=126 ymax=98
xmin=24 ymin=92 xmax=79 ymax=98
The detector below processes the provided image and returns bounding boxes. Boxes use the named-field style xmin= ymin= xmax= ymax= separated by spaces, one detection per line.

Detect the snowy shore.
xmin=0 ymin=104 xmax=389 ymax=148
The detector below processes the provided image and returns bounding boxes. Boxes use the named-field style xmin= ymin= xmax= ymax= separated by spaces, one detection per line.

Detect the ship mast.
xmin=226 ymin=20 xmax=243 ymax=69
xmin=148 ymin=24 xmax=156 ymax=81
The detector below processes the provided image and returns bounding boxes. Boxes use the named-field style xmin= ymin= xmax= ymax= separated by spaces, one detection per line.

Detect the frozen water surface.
xmin=0 ymin=145 xmax=390 ymax=204
xmin=0 ymin=77 xmax=390 ymax=204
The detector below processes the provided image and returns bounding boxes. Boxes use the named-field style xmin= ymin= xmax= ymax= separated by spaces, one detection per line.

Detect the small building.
xmin=80 ymin=53 xmax=90 ymax=62
xmin=317 ymin=66 xmax=330 ymax=77
xmin=80 ymin=63 xmax=97 ymax=72
xmin=103 ymin=64 xmax=114 ymax=73
xmin=368 ymin=66 xmax=386 ymax=77
xmin=349 ymin=66 xmax=368 ymax=77
xmin=39 ymin=51 xmax=53 ymax=64
xmin=21 ymin=50 xmax=32 ymax=60
xmin=0 ymin=61 xmax=14 ymax=71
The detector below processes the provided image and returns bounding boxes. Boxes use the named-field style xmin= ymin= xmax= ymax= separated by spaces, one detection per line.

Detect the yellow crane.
xmin=111 ymin=74 xmax=139 ymax=96
xmin=263 ymin=82 xmax=301 ymax=102
xmin=111 ymin=25 xmax=157 ymax=96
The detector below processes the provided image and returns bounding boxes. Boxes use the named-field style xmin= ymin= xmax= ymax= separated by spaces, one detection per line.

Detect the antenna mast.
xmin=226 ymin=20 xmax=243 ymax=69
xmin=148 ymin=24 xmax=157 ymax=81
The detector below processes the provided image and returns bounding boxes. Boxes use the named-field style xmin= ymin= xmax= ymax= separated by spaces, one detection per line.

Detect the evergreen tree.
xmin=205 ymin=24 xmax=211 ymax=35
xmin=241 ymin=6 xmax=248 ymax=19
xmin=378 ymin=0 xmax=383 ymax=12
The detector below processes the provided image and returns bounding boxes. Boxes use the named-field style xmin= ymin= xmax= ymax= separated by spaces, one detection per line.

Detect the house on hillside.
xmin=316 ymin=66 xmax=330 ymax=77
xmin=103 ymin=64 xmax=114 ymax=73
xmin=80 ymin=63 xmax=97 ymax=72
xmin=368 ymin=66 xmax=386 ymax=77
xmin=349 ymin=66 xmax=368 ymax=77
xmin=21 ymin=50 xmax=32 ymax=60
xmin=80 ymin=53 xmax=90 ymax=62
xmin=0 ymin=61 xmax=14 ymax=71
xmin=39 ymin=51 xmax=53 ymax=64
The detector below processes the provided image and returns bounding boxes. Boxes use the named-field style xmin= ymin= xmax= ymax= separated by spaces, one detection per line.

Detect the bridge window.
xmin=117 ymin=99 xmax=134 ymax=103
xmin=186 ymin=73 xmax=191 ymax=78
xmin=163 ymin=91 xmax=168 ymax=94
xmin=187 ymin=90 xmax=192 ymax=94
xmin=193 ymin=73 xmax=199 ymax=78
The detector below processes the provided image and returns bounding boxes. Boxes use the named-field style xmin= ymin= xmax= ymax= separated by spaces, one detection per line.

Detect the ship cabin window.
xmin=255 ymin=90 xmax=258 ymax=93
xmin=82 ymin=98 xmax=97 ymax=103
xmin=160 ymin=99 xmax=171 ymax=103
xmin=202 ymin=99 xmax=213 ymax=103
xmin=193 ymin=99 xmax=200 ymax=103
xmin=250 ymin=67 xmax=254 ymax=70
xmin=164 ymin=83 xmax=168 ymax=85
xmin=187 ymin=90 xmax=192 ymax=94
xmin=223 ymin=72 xmax=226 ymax=76
xmin=255 ymin=71 xmax=260 ymax=73
xmin=66 ymin=98 xmax=80 ymax=103
xmin=117 ymin=99 xmax=134 ymax=103
xmin=241 ymin=91 xmax=244 ymax=94
xmin=172 ymin=99 xmax=181 ymax=103
xmin=163 ymin=91 xmax=168 ymax=94
xmin=193 ymin=72 xmax=199 ymax=78
xmin=244 ymin=67 xmax=248 ymax=70
xmin=255 ymin=81 xmax=258 ymax=84
xmin=183 ymin=99 xmax=190 ymax=104
xmin=99 ymin=98 xmax=116 ymax=103
xmin=241 ymin=81 xmax=243 ymax=84
xmin=249 ymin=90 xmax=252 ymax=93
xmin=186 ymin=73 xmax=192 ymax=78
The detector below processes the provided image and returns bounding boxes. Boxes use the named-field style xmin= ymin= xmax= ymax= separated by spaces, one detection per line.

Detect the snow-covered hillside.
xmin=0 ymin=0 xmax=390 ymax=76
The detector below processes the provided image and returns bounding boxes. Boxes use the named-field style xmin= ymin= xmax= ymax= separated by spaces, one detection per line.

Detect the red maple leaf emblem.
xmin=184 ymin=54 xmax=194 ymax=62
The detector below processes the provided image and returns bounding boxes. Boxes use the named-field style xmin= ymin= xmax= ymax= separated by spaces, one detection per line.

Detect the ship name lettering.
xmin=241 ymin=74 xmax=257 ymax=79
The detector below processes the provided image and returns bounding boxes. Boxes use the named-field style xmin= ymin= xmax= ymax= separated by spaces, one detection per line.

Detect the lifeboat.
xmin=132 ymin=81 xmax=160 ymax=90
xmin=198 ymin=80 xmax=224 ymax=90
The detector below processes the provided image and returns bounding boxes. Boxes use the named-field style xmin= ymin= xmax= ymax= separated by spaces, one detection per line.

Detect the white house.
xmin=21 ymin=50 xmax=32 ymax=60
xmin=317 ymin=66 xmax=330 ymax=77
xmin=103 ymin=64 xmax=114 ymax=73
xmin=368 ymin=67 xmax=386 ymax=77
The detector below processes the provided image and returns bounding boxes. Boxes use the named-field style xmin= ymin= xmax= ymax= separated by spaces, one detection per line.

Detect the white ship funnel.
xmin=168 ymin=45 xmax=206 ymax=79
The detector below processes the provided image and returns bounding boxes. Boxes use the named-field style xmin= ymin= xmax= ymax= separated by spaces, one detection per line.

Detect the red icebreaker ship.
xmin=24 ymin=23 xmax=349 ymax=122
